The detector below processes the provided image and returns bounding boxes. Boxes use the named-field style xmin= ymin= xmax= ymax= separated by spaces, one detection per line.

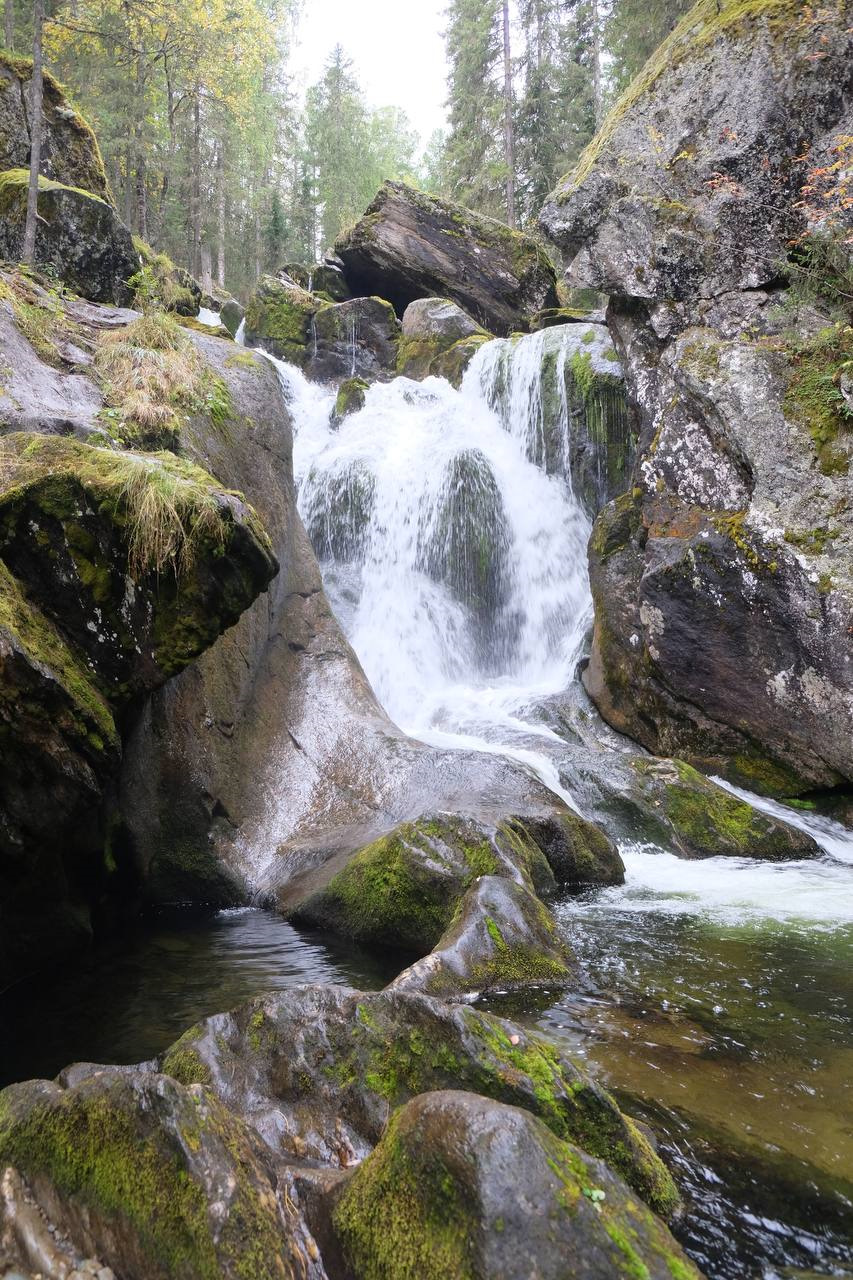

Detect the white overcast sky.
xmin=288 ymin=0 xmax=449 ymax=144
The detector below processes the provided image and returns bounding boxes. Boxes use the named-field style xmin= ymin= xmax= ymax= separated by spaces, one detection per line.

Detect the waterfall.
xmin=269 ymin=333 xmax=594 ymax=797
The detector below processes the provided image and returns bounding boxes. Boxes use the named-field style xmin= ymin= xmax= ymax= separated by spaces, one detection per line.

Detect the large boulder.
xmin=243 ymin=275 xmax=399 ymax=379
xmin=0 ymin=54 xmax=110 ymax=200
xmin=336 ymin=180 xmax=559 ymax=336
xmin=0 ymin=170 xmax=137 ymax=305
xmin=0 ymin=1069 xmax=321 ymax=1280
xmin=540 ymin=0 xmax=853 ymax=794
xmin=158 ymin=984 xmax=679 ymax=1216
xmin=332 ymin=1091 xmax=701 ymax=1280
xmin=0 ymin=353 xmax=277 ymax=984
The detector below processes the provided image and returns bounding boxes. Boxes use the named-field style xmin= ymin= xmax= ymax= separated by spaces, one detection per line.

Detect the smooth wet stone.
xmin=332 ymin=1090 xmax=703 ymax=1280
xmin=157 ymin=983 xmax=679 ymax=1217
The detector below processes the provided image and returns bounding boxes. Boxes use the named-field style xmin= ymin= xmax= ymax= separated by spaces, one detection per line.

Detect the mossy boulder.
xmin=0 ymin=431 xmax=277 ymax=986
xmin=134 ymin=238 xmax=202 ymax=316
xmin=397 ymin=296 xmax=490 ymax=380
xmin=289 ymin=812 xmax=559 ymax=954
xmin=336 ymin=180 xmax=559 ymax=336
xmin=333 ymin=1090 xmax=701 ymax=1280
xmin=0 ymin=54 xmax=110 ymax=201
xmin=333 ymin=376 xmax=369 ymax=422
xmin=630 ymin=758 xmax=820 ymax=859
xmin=0 ymin=170 xmax=136 ymax=305
xmin=219 ymin=297 xmax=245 ymax=339
xmin=309 ymin=296 xmax=400 ymax=381
xmin=429 ymin=333 xmax=492 ymax=387
xmin=0 ymin=1068 xmax=318 ymax=1279
xmin=156 ymin=983 xmax=680 ymax=1216
xmin=243 ymin=273 xmax=316 ymax=364
xmin=389 ymin=874 xmax=572 ymax=998
xmin=522 ymin=810 xmax=625 ymax=885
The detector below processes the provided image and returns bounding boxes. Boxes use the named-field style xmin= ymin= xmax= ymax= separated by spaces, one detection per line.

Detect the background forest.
xmin=3 ymin=0 xmax=691 ymax=294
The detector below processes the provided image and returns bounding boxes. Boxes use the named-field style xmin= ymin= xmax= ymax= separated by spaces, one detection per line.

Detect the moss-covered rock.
xmin=390 ymin=874 xmax=573 ymax=997
xmin=397 ymin=296 xmax=490 ymax=380
xmin=243 ymin=273 xmax=317 ymax=364
xmin=219 ymin=297 xmax=245 ymax=339
xmin=0 ymin=169 xmax=136 ymax=305
xmin=336 ymin=180 xmax=559 ymax=336
xmin=429 ymin=333 xmax=492 ymax=387
xmin=0 ymin=430 xmax=277 ymax=985
xmin=333 ymin=376 xmax=369 ymax=422
xmin=309 ymin=296 xmax=400 ymax=382
xmin=290 ymin=812 xmax=556 ymax=954
xmin=0 ymin=54 xmax=110 ymax=201
xmin=0 ymin=1068 xmax=318 ymax=1279
xmin=155 ymin=983 xmax=681 ymax=1216
xmin=333 ymin=1090 xmax=701 ymax=1280
xmin=630 ymin=758 xmax=820 ymax=859
xmin=522 ymin=810 xmax=625 ymax=885
xmin=133 ymin=238 xmax=203 ymax=316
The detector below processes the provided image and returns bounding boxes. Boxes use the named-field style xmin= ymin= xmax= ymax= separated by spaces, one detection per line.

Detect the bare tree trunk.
xmin=134 ymin=56 xmax=148 ymax=239
xmin=590 ymin=0 xmax=603 ymax=127
xmin=22 ymin=0 xmax=44 ymax=265
xmin=502 ymin=0 xmax=516 ymax=228
xmin=190 ymin=87 xmax=202 ymax=278
xmin=200 ymin=242 xmax=212 ymax=293
xmin=216 ymin=139 xmax=225 ymax=287
xmin=4 ymin=0 xmax=14 ymax=50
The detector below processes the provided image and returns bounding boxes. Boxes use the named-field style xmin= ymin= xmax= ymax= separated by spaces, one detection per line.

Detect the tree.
xmin=443 ymin=0 xmax=504 ymax=218
xmin=501 ymin=0 xmax=516 ymax=226
xmin=604 ymin=0 xmax=692 ymax=94
xmin=22 ymin=0 xmax=44 ymax=265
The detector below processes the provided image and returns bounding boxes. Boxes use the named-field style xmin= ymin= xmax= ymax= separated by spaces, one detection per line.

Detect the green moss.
xmin=0 ymin=268 xmax=80 ymax=365
xmin=557 ymin=0 xmax=805 ymax=196
xmin=244 ymin=275 xmax=316 ymax=361
xmin=781 ymin=323 xmax=852 ymax=475
xmin=0 ymin=167 xmax=108 ymax=217
xmin=0 ymin=1078 xmax=290 ymax=1280
xmin=333 ymin=1106 xmax=477 ymax=1280
xmin=334 ymin=376 xmax=369 ymax=419
xmin=161 ymin=1029 xmax=212 ymax=1087
xmin=783 ymin=524 xmax=838 ymax=554
xmin=0 ymin=559 xmax=117 ymax=751
xmin=224 ymin=350 xmax=259 ymax=370
xmin=430 ymin=333 xmax=492 ymax=387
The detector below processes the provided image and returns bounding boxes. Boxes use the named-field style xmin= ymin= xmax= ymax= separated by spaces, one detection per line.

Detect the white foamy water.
xmin=261 ymin=332 xmax=853 ymax=929
xmin=196 ymin=306 xmax=222 ymax=327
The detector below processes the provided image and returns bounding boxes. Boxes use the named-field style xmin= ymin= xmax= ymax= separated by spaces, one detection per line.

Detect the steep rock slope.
xmin=541 ymin=0 xmax=853 ymax=794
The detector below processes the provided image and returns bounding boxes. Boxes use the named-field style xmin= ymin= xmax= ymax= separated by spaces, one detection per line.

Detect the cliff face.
xmin=541 ymin=0 xmax=853 ymax=795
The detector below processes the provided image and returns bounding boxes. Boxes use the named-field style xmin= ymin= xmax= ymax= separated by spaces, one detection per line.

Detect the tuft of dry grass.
xmin=0 ymin=433 xmax=257 ymax=578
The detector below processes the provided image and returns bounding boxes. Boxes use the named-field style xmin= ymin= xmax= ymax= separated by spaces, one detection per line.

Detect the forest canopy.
xmin=3 ymin=0 xmax=691 ymax=294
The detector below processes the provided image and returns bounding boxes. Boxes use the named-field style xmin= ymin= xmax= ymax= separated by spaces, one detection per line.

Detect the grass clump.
xmin=0 ymin=432 xmax=249 ymax=578
xmin=132 ymin=237 xmax=198 ymax=314
xmin=94 ymin=311 xmax=232 ymax=448
xmin=781 ymin=322 xmax=852 ymax=475
xmin=0 ymin=268 xmax=79 ymax=365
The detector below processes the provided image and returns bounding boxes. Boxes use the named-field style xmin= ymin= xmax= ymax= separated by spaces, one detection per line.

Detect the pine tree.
xmin=443 ymin=0 xmax=505 ymax=219
xmin=604 ymin=0 xmax=692 ymax=93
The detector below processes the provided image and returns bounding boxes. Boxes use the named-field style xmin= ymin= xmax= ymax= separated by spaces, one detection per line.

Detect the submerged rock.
xmin=629 ymin=758 xmax=820 ymax=859
xmin=332 ymin=377 xmax=369 ymax=423
xmin=158 ymin=984 xmax=678 ymax=1216
xmin=0 ymin=1069 xmax=321 ymax=1280
xmin=0 ymin=171 xmax=137 ymax=306
xmin=219 ymin=297 xmax=244 ymax=338
xmin=336 ymin=180 xmax=559 ymax=336
xmin=540 ymin=0 xmax=853 ymax=794
xmin=333 ymin=1090 xmax=700 ymax=1280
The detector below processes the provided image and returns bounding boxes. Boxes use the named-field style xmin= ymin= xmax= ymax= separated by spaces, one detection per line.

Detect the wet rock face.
xmin=243 ymin=276 xmax=400 ymax=380
xmin=540 ymin=0 xmax=853 ymax=794
xmin=540 ymin=2 xmax=853 ymax=300
xmin=336 ymin=180 xmax=559 ymax=336
xmin=333 ymin=1090 xmax=700 ymax=1280
xmin=0 ymin=411 xmax=277 ymax=986
xmin=0 ymin=1070 xmax=321 ymax=1280
xmin=158 ymin=984 xmax=678 ymax=1217
xmin=0 ymin=56 xmax=111 ymax=201
xmin=0 ymin=173 xmax=137 ymax=306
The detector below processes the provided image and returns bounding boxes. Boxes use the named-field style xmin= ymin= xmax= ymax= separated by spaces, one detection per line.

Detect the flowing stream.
xmin=276 ymin=335 xmax=853 ymax=1279
xmin=1 ymin=332 xmax=850 ymax=1278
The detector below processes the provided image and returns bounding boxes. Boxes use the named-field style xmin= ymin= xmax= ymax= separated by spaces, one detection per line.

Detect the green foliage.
xmin=781 ymin=322 xmax=852 ymax=476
